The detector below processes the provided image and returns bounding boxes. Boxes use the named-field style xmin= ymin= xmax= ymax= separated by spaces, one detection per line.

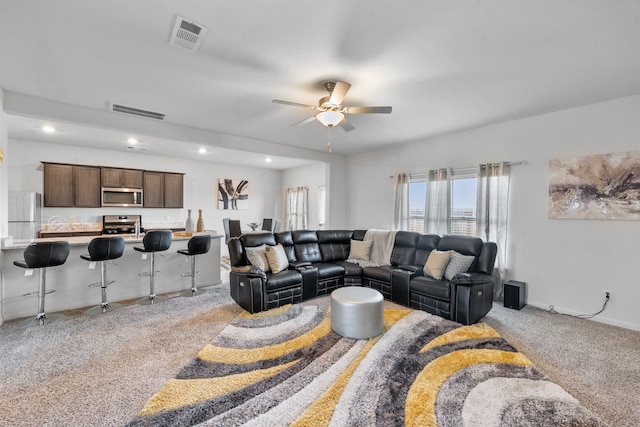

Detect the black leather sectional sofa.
xmin=227 ymin=230 xmax=497 ymax=325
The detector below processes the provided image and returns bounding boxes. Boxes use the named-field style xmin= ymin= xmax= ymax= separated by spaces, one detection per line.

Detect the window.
xmin=451 ymin=176 xmax=477 ymax=236
xmin=408 ymin=172 xmax=477 ymax=236
xmin=408 ymin=179 xmax=427 ymax=233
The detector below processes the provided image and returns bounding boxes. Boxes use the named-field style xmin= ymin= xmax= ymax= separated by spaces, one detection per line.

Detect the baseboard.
xmin=526 ymin=300 xmax=640 ymax=332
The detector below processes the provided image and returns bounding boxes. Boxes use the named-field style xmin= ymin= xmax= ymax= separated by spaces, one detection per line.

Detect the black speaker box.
xmin=503 ymin=280 xmax=526 ymax=310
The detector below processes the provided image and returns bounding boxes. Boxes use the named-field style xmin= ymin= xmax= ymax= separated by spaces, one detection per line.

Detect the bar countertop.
xmin=1 ymin=231 xmax=222 ymax=250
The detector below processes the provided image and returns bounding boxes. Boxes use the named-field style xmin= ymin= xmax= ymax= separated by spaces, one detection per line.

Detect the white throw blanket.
xmin=365 ymin=229 xmax=398 ymax=264
xmin=346 ymin=229 xmax=398 ymax=267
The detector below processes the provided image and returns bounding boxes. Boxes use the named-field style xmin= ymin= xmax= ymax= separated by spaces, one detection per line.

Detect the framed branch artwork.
xmin=218 ymin=178 xmax=248 ymax=210
xmin=549 ymin=150 xmax=640 ymax=220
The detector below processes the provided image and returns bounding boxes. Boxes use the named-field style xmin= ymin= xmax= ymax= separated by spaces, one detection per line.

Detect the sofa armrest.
xmin=397 ymin=264 xmax=424 ymax=276
xmin=451 ymin=272 xmax=493 ymax=286
xmin=231 ymin=266 xmax=267 ymax=281
xmin=290 ymin=261 xmax=311 ymax=268
xmin=229 ymin=271 xmax=265 ymax=314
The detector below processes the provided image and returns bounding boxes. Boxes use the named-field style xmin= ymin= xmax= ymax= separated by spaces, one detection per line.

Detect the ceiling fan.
xmin=272 ymin=81 xmax=392 ymax=132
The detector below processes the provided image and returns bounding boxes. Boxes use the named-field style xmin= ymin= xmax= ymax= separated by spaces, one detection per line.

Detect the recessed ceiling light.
xmin=41 ymin=126 xmax=56 ymax=133
xmin=199 ymin=148 xmax=207 ymax=154
xmin=265 ymin=157 xmax=272 ymax=163
xmin=127 ymin=138 xmax=138 ymax=144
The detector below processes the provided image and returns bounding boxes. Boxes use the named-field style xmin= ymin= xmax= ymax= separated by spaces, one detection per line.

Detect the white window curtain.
xmin=476 ymin=162 xmax=511 ymax=301
xmin=425 ymin=168 xmax=451 ymax=235
xmin=392 ymin=173 xmax=409 ymax=230
xmin=285 ymin=186 xmax=308 ymax=230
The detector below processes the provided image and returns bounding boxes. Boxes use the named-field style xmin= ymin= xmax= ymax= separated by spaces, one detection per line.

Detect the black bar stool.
xmin=80 ymin=237 xmax=125 ymax=315
xmin=13 ymin=241 xmax=70 ymax=327
xmin=178 ymin=234 xmax=212 ymax=297
xmin=134 ymin=230 xmax=172 ymax=305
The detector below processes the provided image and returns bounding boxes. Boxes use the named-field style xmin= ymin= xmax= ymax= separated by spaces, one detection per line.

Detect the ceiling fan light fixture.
xmin=316 ymin=111 xmax=344 ymax=127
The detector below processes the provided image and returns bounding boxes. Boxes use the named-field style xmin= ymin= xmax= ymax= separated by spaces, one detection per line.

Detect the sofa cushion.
xmin=275 ymin=231 xmax=297 ymax=262
xmin=438 ymin=235 xmax=483 ymax=270
xmin=389 ymin=231 xmax=420 ymax=266
xmin=265 ymin=269 xmax=302 ymax=291
xmin=266 ymin=244 xmax=289 ymax=274
xmin=292 ymin=230 xmax=323 ymax=263
xmin=246 ymin=244 xmax=270 ymax=273
xmin=424 ymin=250 xmax=452 ymax=280
xmin=352 ymin=229 xmax=368 ymax=241
xmin=349 ymin=239 xmax=372 ymax=261
xmin=315 ymin=263 xmax=345 ymax=279
xmin=410 ymin=275 xmax=453 ymax=300
xmin=334 ymin=260 xmax=362 ymax=277
xmin=318 ymin=230 xmax=352 ymax=262
xmin=443 ymin=251 xmax=475 ymax=281
xmin=414 ymin=234 xmax=441 ymax=267
xmin=242 ymin=233 xmax=276 ymax=248
xmin=363 ymin=265 xmax=394 ymax=282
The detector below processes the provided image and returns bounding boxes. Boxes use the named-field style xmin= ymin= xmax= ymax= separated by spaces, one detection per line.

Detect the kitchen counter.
xmin=2 ymin=230 xmax=217 ymax=250
xmin=1 ymin=232 xmax=223 ymax=323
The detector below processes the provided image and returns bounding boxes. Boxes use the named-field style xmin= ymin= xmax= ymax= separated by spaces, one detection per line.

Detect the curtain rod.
xmin=389 ymin=161 xmax=526 ymax=178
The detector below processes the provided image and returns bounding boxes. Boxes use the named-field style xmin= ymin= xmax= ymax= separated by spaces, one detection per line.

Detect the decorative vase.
xmin=185 ymin=209 xmax=194 ymax=232
xmin=196 ymin=209 xmax=204 ymax=232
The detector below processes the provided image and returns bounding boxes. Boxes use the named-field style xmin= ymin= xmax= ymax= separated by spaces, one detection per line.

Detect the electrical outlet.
xmin=603 ymin=289 xmax=612 ymax=299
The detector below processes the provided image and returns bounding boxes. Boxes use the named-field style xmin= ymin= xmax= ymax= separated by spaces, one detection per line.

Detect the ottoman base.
xmin=331 ymin=287 xmax=384 ymax=339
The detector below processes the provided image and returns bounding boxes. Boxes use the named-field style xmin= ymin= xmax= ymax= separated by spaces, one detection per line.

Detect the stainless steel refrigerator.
xmin=8 ymin=191 xmax=42 ymax=239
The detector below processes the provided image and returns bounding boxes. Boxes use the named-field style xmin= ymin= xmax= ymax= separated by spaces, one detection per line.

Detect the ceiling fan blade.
xmin=290 ymin=116 xmax=318 ymax=127
xmin=329 ymin=81 xmax=351 ymax=105
xmin=339 ymin=118 xmax=355 ymax=132
xmin=272 ymin=99 xmax=317 ymax=109
xmin=344 ymin=106 xmax=392 ymax=114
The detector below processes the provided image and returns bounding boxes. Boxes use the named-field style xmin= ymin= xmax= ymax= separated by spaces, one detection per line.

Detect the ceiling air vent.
xmin=169 ymin=15 xmax=208 ymax=52
xmin=108 ymin=102 xmax=166 ymax=120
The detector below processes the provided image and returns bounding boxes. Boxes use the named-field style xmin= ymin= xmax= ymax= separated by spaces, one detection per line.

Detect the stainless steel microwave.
xmin=101 ymin=187 xmax=143 ymax=207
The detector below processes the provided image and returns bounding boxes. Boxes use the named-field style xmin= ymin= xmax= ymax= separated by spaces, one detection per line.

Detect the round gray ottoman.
xmin=330 ymin=287 xmax=384 ymax=339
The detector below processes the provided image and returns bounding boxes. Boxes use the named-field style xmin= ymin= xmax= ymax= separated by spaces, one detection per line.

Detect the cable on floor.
xmin=548 ymin=294 xmax=610 ymax=319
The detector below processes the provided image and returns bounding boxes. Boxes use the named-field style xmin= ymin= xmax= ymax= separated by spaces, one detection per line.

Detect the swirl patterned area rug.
xmin=127 ymin=303 xmax=607 ymax=427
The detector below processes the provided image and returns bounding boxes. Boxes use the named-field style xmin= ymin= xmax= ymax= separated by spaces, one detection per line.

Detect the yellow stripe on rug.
xmin=139 ymin=360 xmax=298 ymax=415
xmin=291 ymin=309 xmax=412 ymax=427
xmin=420 ymin=323 xmax=502 ymax=352
xmin=198 ymin=313 xmax=332 ymax=363
xmin=239 ymin=304 xmax=293 ymax=318
xmin=405 ymin=349 xmax=533 ymax=427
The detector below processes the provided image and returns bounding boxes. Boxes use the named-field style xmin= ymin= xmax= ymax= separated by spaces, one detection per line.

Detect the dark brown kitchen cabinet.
xmin=143 ymin=171 xmax=164 ymax=208
xmin=143 ymin=172 xmax=184 ymax=208
xmin=74 ymin=166 xmax=101 ymax=207
xmin=43 ymin=163 xmax=74 ymax=207
xmin=101 ymin=167 xmax=143 ymax=188
xmin=164 ymin=173 xmax=184 ymax=208
xmin=43 ymin=162 xmax=183 ymax=208
xmin=43 ymin=163 xmax=101 ymax=207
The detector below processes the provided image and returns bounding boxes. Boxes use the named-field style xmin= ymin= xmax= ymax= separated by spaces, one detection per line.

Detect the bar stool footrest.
xmin=88 ymin=280 xmax=115 ymax=288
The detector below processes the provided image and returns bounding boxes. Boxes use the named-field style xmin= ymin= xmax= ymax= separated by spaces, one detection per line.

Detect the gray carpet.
xmin=484 ymin=304 xmax=640 ymax=427
xmin=0 ymin=275 xmax=638 ymax=426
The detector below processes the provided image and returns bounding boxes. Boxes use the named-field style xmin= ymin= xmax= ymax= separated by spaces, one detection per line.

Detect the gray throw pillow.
xmin=443 ymin=251 xmax=475 ymax=281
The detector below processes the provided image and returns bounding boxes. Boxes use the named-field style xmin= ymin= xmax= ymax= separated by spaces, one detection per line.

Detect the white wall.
xmin=347 ymin=94 xmax=640 ymax=331
xmin=282 ymin=162 xmax=327 ymax=230
xmin=0 ymin=90 xmax=7 ymax=325
xmin=8 ymin=139 xmax=283 ymax=240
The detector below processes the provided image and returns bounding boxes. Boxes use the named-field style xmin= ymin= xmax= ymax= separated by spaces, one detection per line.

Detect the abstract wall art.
xmin=548 ymin=150 xmax=640 ymax=220
xmin=218 ymin=178 xmax=248 ymax=210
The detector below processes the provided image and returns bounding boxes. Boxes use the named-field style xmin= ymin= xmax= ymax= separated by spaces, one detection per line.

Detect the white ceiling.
xmin=1 ymin=1 xmax=640 ymax=165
